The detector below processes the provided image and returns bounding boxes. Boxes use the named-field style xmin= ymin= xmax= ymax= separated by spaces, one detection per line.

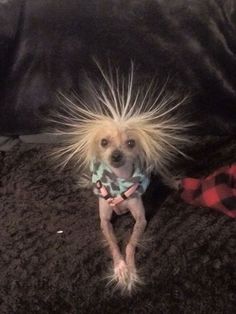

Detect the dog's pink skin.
xmin=99 ymin=162 xmax=147 ymax=291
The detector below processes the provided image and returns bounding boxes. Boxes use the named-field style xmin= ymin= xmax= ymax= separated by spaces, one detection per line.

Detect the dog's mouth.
xmin=110 ymin=160 xmax=126 ymax=168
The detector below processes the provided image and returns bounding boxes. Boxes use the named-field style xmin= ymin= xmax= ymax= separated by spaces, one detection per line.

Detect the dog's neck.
xmin=109 ymin=161 xmax=134 ymax=180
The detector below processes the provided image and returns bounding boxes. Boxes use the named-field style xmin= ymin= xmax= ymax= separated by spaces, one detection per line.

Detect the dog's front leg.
xmin=125 ymin=196 xmax=147 ymax=290
xmin=99 ymin=198 xmax=129 ymax=287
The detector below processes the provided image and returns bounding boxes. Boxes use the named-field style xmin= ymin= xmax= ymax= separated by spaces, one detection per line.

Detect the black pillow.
xmin=0 ymin=0 xmax=236 ymax=135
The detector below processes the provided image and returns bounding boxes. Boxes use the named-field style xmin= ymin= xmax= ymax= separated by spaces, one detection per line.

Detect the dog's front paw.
xmin=126 ymin=267 xmax=143 ymax=293
xmin=106 ymin=259 xmax=130 ymax=292
xmin=114 ymin=260 xmax=129 ymax=286
xmin=108 ymin=260 xmax=143 ymax=294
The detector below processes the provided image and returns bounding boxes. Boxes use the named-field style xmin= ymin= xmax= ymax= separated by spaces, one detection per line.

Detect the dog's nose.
xmin=111 ymin=150 xmax=123 ymax=163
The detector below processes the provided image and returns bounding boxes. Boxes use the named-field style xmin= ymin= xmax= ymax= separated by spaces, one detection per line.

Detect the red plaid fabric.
xmin=180 ymin=164 xmax=236 ymax=218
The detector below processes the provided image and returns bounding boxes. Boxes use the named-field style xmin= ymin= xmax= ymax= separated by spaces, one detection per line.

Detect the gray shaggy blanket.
xmin=0 ymin=135 xmax=235 ymax=314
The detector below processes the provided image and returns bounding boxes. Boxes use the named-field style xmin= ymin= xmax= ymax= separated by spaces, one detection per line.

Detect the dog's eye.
xmin=126 ymin=139 xmax=136 ymax=148
xmin=101 ymin=138 xmax=109 ymax=147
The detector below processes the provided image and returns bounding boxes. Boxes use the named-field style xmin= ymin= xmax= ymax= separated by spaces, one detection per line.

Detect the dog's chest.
xmin=112 ymin=200 xmax=131 ymax=215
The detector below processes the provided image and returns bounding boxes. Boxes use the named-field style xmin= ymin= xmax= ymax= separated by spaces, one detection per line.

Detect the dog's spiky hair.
xmin=50 ymin=61 xmax=192 ymax=177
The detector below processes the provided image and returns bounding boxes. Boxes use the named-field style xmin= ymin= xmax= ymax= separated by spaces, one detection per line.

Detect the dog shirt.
xmin=90 ymin=160 xmax=150 ymax=205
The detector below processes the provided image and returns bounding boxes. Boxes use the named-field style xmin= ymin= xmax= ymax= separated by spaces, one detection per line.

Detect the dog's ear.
xmin=135 ymin=153 xmax=149 ymax=173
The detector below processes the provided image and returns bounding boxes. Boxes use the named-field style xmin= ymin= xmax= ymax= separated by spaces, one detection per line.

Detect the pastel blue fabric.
xmin=90 ymin=161 xmax=150 ymax=197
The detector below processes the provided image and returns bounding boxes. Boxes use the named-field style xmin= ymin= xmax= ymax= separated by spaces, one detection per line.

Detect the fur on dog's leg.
xmin=99 ymin=198 xmax=129 ymax=287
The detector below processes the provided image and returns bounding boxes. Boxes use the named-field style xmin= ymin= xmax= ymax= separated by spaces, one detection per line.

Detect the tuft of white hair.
xmin=104 ymin=261 xmax=144 ymax=296
xmin=50 ymin=61 xmax=192 ymax=178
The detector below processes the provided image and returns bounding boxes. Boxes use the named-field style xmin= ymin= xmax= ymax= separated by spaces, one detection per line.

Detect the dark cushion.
xmin=0 ymin=0 xmax=236 ymax=135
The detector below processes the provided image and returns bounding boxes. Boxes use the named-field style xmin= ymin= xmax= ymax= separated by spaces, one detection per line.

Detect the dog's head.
xmin=51 ymin=62 xmax=191 ymax=176
xmin=89 ymin=121 xmax=140 ymax=169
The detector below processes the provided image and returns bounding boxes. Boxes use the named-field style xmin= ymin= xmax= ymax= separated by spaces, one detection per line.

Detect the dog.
xmin=51 ymin=61 xmax=191 ymax=293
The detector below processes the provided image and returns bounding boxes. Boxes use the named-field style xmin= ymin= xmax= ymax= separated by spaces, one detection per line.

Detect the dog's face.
xmin=93 ymin=123 xmax=139 ymax=168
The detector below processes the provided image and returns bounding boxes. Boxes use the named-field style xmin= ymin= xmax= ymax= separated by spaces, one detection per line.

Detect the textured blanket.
xmin=0 ymin=135 xmax=235 ymax=314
